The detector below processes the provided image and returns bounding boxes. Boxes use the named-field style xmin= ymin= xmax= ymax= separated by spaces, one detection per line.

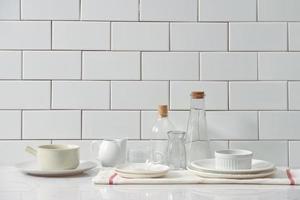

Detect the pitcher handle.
xmin=25 ymin=146 xmax=37 ymax=156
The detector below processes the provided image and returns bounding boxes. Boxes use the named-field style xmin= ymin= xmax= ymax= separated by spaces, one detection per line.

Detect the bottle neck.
xmin=190 ymin=98 xmax=205 ymax=110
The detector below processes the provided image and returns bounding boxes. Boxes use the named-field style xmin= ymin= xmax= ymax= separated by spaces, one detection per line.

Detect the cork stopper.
xmin=191 ymin=91 xmax=205 ymax=99
xmin=158 ymin=105 xmax=168 ymax=117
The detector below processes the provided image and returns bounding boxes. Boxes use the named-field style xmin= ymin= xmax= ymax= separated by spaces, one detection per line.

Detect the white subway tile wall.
xmin=0 ymin=0 xmax=299 ymax=166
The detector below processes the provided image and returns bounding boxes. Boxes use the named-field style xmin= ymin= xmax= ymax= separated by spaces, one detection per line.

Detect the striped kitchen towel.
xmin=93 ymin=168 xmax=299 ymax=185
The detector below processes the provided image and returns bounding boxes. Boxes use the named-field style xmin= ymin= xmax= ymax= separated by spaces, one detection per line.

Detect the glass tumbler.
xmin=167 ymin=131 xmax=186 ymax=170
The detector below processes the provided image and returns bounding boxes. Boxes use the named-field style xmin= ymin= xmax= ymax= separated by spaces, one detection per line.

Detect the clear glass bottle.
xmin=185 ymin=91 xmax=211 ymax=167
xmin=151 ymin=105 xmax=175 ymax=164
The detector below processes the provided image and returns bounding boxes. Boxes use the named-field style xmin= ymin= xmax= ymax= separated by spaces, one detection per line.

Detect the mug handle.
xmin=90 ymin=140 xmax=100 ymax=158
xmin=25 ymin=146 xmax=37 ymax=156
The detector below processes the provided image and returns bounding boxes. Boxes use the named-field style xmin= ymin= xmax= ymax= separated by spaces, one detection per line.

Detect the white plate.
xmin=117 ymin=171 xmax=168 ymax=179
xmin=187 ymin=165 xmax=276 ymax=179
xmin=115 ymin=163 xmax=169 ymax=175
xmin=191 ymin=159 xmax=275 ymax=174
xmin=15 ymin=160 xmax=97 ymax=177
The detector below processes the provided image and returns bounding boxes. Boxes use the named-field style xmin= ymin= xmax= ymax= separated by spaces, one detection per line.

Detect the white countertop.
xmin=1 ymin=166 xmax=300 ymax=200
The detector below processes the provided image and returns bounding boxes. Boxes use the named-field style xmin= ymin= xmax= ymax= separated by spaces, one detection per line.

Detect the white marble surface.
xmin=1 ymin=165 xmax=300 ymax=200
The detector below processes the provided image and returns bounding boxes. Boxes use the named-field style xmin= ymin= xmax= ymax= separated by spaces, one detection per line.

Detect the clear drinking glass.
xmin=167 ymin=131 xmax=186 ymax=170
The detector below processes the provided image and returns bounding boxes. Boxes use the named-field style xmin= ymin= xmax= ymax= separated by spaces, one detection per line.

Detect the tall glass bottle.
xmin=185 ymin=91 xmax=211 ymax=166
xmin=151 ymin=105 xmax=175 ymax=164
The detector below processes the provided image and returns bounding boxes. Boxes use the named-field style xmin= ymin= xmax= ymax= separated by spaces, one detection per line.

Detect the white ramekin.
xmin=215 ymin=149 xmax=253 ymax=170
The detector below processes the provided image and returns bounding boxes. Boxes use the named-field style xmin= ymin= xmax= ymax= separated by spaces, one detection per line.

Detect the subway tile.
xmin=111 ymin=81 xmax=168 ymax=109
xmin=83 ymin=51 xmax=140 ymax=80
xmin=0 ymin=21 xmax=51 ymax=50
xmin=289 ymin=141 xmax=300 ymax=168
xmin=23 ymin=110 xmax=81 ymax=139
xmin=0 ymin=0 xmax=20 ymax=20
xmin=0 ymin=111 xmax=21 ymax=139
xmin=258 ymin=0 xmax=300 ymax=21
xmin=52 ymin=81 xmax=110 ymax=109
xmin=171 ymin=23 xmax=227 ymax=51
xmin=23 ymin=51 xmax=81 ymax=79
xmin=229 ymin=23 xmax=287 ymax=51
xmin=170 ymin=81 xmax=228 ymax=110
xmin=289 ymin=82 xmax=300 ymax=110
xmin=200 ymin=52 xmax=257 ymax=80
xmin=207 ymin=111 xmax=258 ymax=140
xmin=260 ymin=111 xmax=300 ymax=139
xmin=81 ymin=0 xmax=138 ymax=20
xmin=229 ymin=81 xmax=287 ymax=110
xmin=140 ymin=0 xmax=197 ymax=21
xmin=0 ymin=81 xmax=50 ymax=109
xmin=199 ymin=0 xmax=256 ymax=21
xmin=259 ymin=53 xmax=300 ymax=80
xmin=141 ymin=111 xmax=189 ymax=139
xmin=82 ymin=111 xmax=140 ymax=139
xmin=112 ymin=22 xmax=169 ymax=51
xmin=0 ymin=141 xmax=50 ymax=165
xmin=0 ymin=51 xmax=21 ymax=79
xmin=21 ymin=0 xmax=79 ymax=20
xmin=289 ymin=23 xmax=300 ymax=51
xmin=230 ymin=141 xmax=288 ymax=166
xmin=142 ymin=52 xmax=199 ymax=80
xmin=52 ymin=21 xmax=110 ymax=50
xmin=53 ymin=140 xmax=95 ymax=160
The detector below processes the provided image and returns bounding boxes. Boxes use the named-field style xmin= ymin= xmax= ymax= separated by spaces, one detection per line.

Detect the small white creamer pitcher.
xmin=91 ymin=139 xmax=127 ymax=167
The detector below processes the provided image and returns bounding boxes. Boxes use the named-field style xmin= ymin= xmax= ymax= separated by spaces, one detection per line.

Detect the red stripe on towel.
xmin=109 ymin=173 xmax=118 ymax=185
xmin=286 ymin=169 xmax=295 ymax=185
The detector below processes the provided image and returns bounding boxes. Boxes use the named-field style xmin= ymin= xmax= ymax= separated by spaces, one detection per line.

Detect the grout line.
xmin=19 ymin=0 xmax=22 ymax=20
xmin=256 ymin=0 xmax=258 ymax=21
xmin=196 ymin=0 xmax=199 ymax=21
xmin=79 ymin=0 xmax=81 ymax=20
xmin=139 ymin=110 xmax=142 ymax=140
xmin=80 ymin=51 xmax=83 ymax=79
xmin=138 ymin=0 xmax=141 ymax=21
xmin=80 ymin=110 xmax=83 ymax=139
xmin=168 ymin=22 xmax=171 ymax=51
xmin=109 ymin=81 xmax=112 ymax=109
xmin=256 ymin=52 xmax=259 ymax=80
xmin=287 ymin=22 xmax=289 ymax=51
xmin=140 ymin=51 xmax=142 ymax=80
xmin=20 ymin=110 xmax=23 ymax=140
xmin=50 ymin=21 xmax=52 ymax=50
xmin=198 ymin=52 xmax=201 ymax=80
xmin=287 ymin=81 xmax=289 ymax=110
xmin=227 ymin=22 xmax=229 ymax=51
xmin=227 ymin=81 xmax=230 ymax=110
xmin=257 ymin=111 xmax=260 ymax=140
xmin=50 ymin=81 xmax=52 ymax=109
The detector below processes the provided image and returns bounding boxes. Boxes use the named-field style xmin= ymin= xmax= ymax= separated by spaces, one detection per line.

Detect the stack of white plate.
xmin=115 ymin=163 xmax=170 ymax=178
xmin=187 ymin=159 xmax=276 ymax=179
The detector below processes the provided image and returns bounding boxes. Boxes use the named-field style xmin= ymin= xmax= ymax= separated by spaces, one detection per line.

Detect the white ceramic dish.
xmin=117 ymin=171 xmax=168 ymax=179
xmin=115 ymin=163 xmax=170 ymax=175
xmin=191 ymin=159 xmax=275 ymax=174
xmin=215 ymin=149 xmax=253 ymax=170
xmin=15 ymin=160 xmax=97 ymax=177
xmin=187 ymin=165 xmax=276 ymax=179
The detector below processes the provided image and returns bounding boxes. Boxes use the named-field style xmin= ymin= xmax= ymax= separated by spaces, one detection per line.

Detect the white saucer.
xmin=191 ymin=159 xmax=275 ymax=174
xmin=187 ymin=165 xmax=276 ymax=179
xmin=115 ymin=163 xmax=169 ymax=175
xmin=15 ymin=160 xmax=97 ymax=177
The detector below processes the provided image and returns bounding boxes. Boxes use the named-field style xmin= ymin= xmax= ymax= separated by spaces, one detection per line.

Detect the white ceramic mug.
xmin=25 ymin=144 xmax=80 ymax=170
